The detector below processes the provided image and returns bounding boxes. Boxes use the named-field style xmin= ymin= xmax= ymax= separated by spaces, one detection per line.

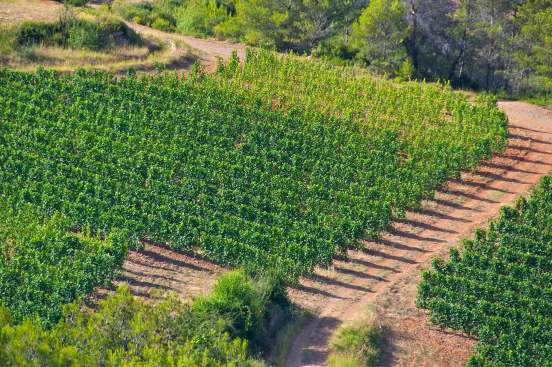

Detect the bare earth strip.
xmin=96 ymin=241 xmax=224 ymax=302
xmin=286 ymin=101 xmax=552 ymax=367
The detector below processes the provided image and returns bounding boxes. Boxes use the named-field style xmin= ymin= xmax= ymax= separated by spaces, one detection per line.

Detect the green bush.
xmin=112 ymin=0 xmax=153 ymax=23
xmin=0 ymin=287 xmax=264 ymax=366
xmin=67 ymin=21 xmax=104 ymax=50
xmin=112 ymin=0 xmax=178 ymax=31
xmin=151 ymin=16 xmax=172 ymax=31
xmin=313 ymin=35 xmax=358 ymax=65
xmin=328 ymin=322 xmax=385 ymax=367
xmin=13 ymin=16 xmax=141 ymax=51
xmin=16 ymin=21 xmax=59 ymax=46
xmin=194 ymin=270 xmax=264 ymax=342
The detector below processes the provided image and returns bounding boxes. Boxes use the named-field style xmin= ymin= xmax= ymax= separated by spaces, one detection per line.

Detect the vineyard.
xmin=0 ymin=200 xmax=127 ymax=327
xmin=1 ymin=58 xmax=506 ymax=276
xmin=418 ymin=175 xmax=552 ymax=366
xmin=214 ymin=51 xmax=508 ymax=215
xmin=0 ymin=52 xmax=508 ymax=317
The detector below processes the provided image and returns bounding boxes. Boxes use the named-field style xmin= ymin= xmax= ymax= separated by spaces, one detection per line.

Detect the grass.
xmin=327 ymin=316 xmax=386 ymax=367
xmin=1 ymin=43 xmax=195 ymax=73
xmin=0 ymin=23 xmax=195 ymax=74
xmin=526 ymin=96 xmax=552 ymax=109
xmin=0 ymin=24 xmax=16 ymax=55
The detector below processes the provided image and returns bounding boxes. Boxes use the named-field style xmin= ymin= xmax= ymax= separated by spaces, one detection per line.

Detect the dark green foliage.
xmin=175 ymin=0 xmax=230 ymax=37
xmin=418 ymin=176 xmax=552 ymax=366
xmin=0 ymin=201 xmax=128 ymax=328
xmin=66 ymin=21 xmax=104 ymax=50
xmin=14 ymin=11 xmax=140 ymax=50
xmin=112 ymin=0 xmax=182 ymax=32
xmin=16 ymin=21 xmax=59 ymax=46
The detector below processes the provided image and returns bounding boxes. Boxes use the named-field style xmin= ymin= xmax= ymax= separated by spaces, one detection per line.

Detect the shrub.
xmin=0 ymin=287 xmax=263 ymax=366
xmin=112 ymin=0 xmax=154 ymax=24
xmin=328 ymin=321 xmax=385 ymax=367
xmin=14 ymin=15 xmax=141 ymax=51
xmin=16 ymin=21 xmax=59 ymax=46
xmin=67 ymin=21 xmax=104 ymax=50
xmin=151 ymin=17 xmax=172 ymax=31
xmin=194 ymin=270 xmax=264 ymax=342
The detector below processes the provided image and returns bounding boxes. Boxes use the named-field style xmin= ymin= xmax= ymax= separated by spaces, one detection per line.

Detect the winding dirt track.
xmin=286 ymin=101 xmax=552 ymax=367
xmin=127 ymin=23 xmax=246 ymax=71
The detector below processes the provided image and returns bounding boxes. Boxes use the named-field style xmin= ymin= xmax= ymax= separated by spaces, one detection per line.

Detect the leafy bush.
xmin=194 ymin=270 xmax=264 ymax=342
xmin=16 ymin=21 xmax=59 ymax=46
xmin=67 ymin=20 xmax=104 ymax=50
xmin=112 ymin=0 xmax=179 ymax=32
xmin=0 ymin=26 xmax=16 ymax=55
xmin=151 ymin=17 xmax=172 ymax=31
xmin=175 ymin=0 xmax=230 ymax=37
xmin=0 ymin=286 xmax=264 ymax=366
xmin=112 ymin=0 xmax=153 ymax=23
xmin=313 ymin=35 xmax=358 ymax=65
xmin=13 ymin=14 xmax=141 ymax=51
xmin=328 ymin=321 xmax=385 ymax=367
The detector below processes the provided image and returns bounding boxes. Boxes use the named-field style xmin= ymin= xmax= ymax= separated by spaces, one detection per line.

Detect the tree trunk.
xmin=448 ymin=0 xmax=471 ymax=83
xmin=408 ymin=0 xmax=419 ymax=71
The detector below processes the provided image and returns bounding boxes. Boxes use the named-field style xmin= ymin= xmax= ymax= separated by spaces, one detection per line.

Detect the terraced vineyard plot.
xmin=418 ymin=176 xmax=552 ymax=366
xmin=0 ymin=55 xmax=507 ymax=284
xmin=0 ymin=69 xmax=398 ymax=280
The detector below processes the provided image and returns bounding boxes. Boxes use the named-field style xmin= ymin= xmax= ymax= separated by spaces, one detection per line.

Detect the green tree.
xmin=351 ymin=0 xmax=411 ymax=75
xmin=215 ymin=0 xmax=295 ymax=48
xmin=516 ymin=1 xmax=552 ymax=76
xmin=176 ymin=0 xmax=230 ymax=37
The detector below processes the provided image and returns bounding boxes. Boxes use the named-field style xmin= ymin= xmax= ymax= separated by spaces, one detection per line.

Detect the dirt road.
xmin=127 ymin=23 xmax=247 ymax=71
xmin=286 ymin=101 xmax=552 ymax=367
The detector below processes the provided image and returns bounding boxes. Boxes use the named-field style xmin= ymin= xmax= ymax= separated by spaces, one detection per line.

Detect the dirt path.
xmin=127 ymin=23 xmax=247 ymax=71
xmin=286 ymin=101 xmax=552 ymax=367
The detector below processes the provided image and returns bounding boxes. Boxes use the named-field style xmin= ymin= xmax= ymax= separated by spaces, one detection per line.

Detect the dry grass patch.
xmin=0 ymin=0 xmax=62 ymax=25
xmin=1 ymin=42 xmax=194 ymax=73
